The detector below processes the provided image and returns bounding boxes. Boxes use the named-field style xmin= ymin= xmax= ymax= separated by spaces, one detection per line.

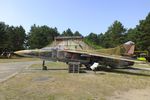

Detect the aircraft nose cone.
xmin=14 ymin=50 xmax=31 ymax=56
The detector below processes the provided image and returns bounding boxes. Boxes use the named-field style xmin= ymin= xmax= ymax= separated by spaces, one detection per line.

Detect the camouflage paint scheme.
xmin=15 ymin=37 xmax=138 ymax=69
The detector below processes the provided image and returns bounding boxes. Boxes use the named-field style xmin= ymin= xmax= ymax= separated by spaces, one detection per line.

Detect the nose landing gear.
xmin=42 ymin=60 xmax=47 ymax=70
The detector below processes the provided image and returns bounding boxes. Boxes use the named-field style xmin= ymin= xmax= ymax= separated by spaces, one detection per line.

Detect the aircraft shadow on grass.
xmin=29 ymin=66 xmax=150 ymax=77
xmin=95 ymin=67 xmax=150 ymax=77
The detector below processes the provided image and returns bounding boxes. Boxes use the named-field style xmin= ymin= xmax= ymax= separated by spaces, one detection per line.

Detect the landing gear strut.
xmin=42 ymin=60 xmax=47 ymax=70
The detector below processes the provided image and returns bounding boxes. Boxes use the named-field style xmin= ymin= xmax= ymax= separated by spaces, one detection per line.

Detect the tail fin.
xmin=122 ymin=41 xmax=135 ymax=56
xmin=90 ymin=41 xmax=135 ymax=56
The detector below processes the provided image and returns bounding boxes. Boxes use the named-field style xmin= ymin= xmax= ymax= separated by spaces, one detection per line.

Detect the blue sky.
xmin=0 ymin=0 xmax=150 ymax=36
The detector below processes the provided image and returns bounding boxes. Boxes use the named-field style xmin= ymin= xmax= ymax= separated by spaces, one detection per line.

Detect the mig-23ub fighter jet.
xmin=14 ymin=36 xmax=140 ymax=70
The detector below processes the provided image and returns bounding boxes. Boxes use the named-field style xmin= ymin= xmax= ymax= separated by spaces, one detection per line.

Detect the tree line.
xmin=0 ymin=23 xmax=82 ymax=53
xmin=0 ymin=23 xmax=26 ymax=53
xmin=0 ymin=12 xmax=150 ymax=54
xmin=85 ymin=13 xmax=150 ymax=52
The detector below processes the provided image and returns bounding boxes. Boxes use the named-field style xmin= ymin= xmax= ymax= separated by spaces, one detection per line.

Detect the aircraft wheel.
xmin=42 ymin=66 xmax=47 ymax=70
xmin=84 ymin=64 xmax=92 ymax=70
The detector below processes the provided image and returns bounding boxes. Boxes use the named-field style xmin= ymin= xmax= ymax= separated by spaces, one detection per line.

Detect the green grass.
xmin=132 ymin=63 xmax=150 ymax=68
xmin=30 ymin=61 xmax=68 ymax=69
xmin=0 ymin=62 xmax=150 ymax=100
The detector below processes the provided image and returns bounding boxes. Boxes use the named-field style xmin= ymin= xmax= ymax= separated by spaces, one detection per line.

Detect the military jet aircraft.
xmin=14 ymin=36 xmax=140 ymax=71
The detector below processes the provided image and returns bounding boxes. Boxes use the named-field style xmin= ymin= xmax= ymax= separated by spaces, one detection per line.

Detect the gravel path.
xmin=0 ymin=61 xmax=41 ymax=82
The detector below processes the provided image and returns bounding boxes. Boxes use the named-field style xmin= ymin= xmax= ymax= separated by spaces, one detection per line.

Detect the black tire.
xmin=84 ymin=64 xmax=91 ymax=70
xmin=42 ymin=66 xmax=47 ymax=70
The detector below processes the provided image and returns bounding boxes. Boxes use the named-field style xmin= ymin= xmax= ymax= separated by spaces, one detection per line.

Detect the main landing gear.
xmin=42 ymin=60 xmax=47 ymax=70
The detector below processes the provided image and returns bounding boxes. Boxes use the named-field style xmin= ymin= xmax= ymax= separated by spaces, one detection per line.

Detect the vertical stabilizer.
xmin=123 ymin=41 xmax=135 ymax=56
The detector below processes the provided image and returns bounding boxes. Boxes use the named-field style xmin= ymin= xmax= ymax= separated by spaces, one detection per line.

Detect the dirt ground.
xmin=107 ymin=64 xmax=150 ymax=100
xmin=108 ymin=88 xmax=150 ymax=100
xmin=0 ymin=59 xmax=150 ymax=100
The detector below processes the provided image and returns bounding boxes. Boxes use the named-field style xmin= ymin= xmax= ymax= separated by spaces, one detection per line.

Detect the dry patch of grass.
xmin=0 ymin=62 xmax=150 ymax=100
xmin=0 ymin=58 xmax=40 ymax=63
